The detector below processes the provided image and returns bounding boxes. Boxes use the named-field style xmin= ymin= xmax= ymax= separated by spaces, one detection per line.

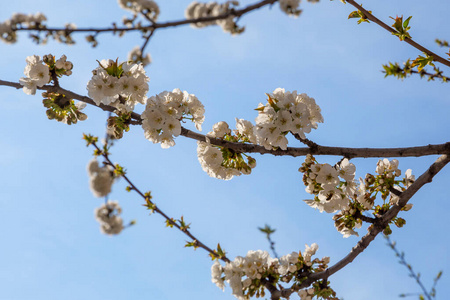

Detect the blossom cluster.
xmin=279 ymin=0 xmax=302 ymax=17
xmin=197 ymin=121 xmax=256 ymax=180
xmin=0 ymin=12 xmax=47 ymax=44
xmin=94 ymin=200 xmax=124 ymax=235
xmin=87 ymin=59 xmax=149 ymax=112
xmin=185 ymin=1 xmax=244 ymax=35
xmin=301 ymin=155 xmax=356 ymax=214
xmin=19 ymin=55 xmax=50 ymax=95
xmin=300 ymin=155 xmax=415 ymax=237
xmin=118 ymin=0 xmax=160 ymax=21
xmin=19 ymin=54 xmax=73 ymax=95
xmin=211 ymin=244 xmax=331 ymax=300
xmin=87 ymin=158 xmax=115 ymax=198
xmin=128 ymin=46 xmax=152 ymax=67
xmin=141 ymin=88 xmax=205 ymax=148
xmin=253 ymin=88 xmax=323 ymax=150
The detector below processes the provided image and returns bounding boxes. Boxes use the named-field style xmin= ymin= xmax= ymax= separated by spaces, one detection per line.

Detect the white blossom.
xmin=185 ymin=1 xmax=243 ymax=35
xmin=86 ymin=59 xmax=149 ymax=112
xmin=118 ymin=0 xmax=160 ymax=21
xmin=279 ymin=0 xmax=302 ymax=17
xmin=254 ymin=88 xmax=322 ymax=150
xmin=94 ymin=200 xmax=124 ymax=235
xmin=87 ymin=158 xmax=115 ymax=198
xmin=128 ymin=46 xmax=151 ymax=67
xmin=19 ymin=55 xmax=50 ymax=95
xmin=142 ymin=89 xmax=205 ymax=148
xmin=0 ymin=12 xmax=47 ymax=44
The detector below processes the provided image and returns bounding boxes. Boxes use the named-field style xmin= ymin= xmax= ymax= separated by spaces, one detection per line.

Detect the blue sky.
xmin=1 ymin=0 xmax=449 ymax=299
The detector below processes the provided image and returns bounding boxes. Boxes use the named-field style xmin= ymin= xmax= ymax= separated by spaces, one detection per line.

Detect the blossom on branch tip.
xmin=94 ymin=200 xmax=124 ymax=235
xmin=185 ymin=1 xmax=244 ymax=35
xmin=128 ymin=46 xmax=152 ymax=67
xmin=87 ymin=59 xmax=149 ymax=112
xmin=19 ymin=55 xmax=50 ymax=95
xmin=118 ymin=0 xmax=160 ymax=21
xmin=254 ymin=88 xmax=323 ymax=150
xmin=0 ymin=12 xmax=47 ymax=44
xmin=87 ymin=158 xmax=115 ymax=198
xmin=279 ymin=0 xmax=302 ymax=17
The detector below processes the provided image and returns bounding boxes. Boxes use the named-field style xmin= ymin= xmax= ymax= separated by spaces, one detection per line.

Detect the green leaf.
xmin=411 ymin=53 xmax=435 ymax=71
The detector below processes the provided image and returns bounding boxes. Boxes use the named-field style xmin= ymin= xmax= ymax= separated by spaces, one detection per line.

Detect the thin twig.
xmin=13 ymin=0 xmax=277 ymax=36
xmin=384 ymin=235 xmax=433 ymax=300
xmin=345 ymin=0 xmax=450 ymax=68
xmin=90 ymin=141 xmax=230 ymax=263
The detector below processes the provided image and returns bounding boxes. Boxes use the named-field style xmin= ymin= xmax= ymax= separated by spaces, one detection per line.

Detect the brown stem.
xmin=2 ymin=79 xmax=450 ymax=159
xmin=91 ymin=141 xmax=230 ymax=263
xmin=345 ymin=0 xmax=450 ymax=68
xmin=14 ymin=0 xmax=277 ymax=35
xmin=270 ymin=154 xmax=450 ymax=298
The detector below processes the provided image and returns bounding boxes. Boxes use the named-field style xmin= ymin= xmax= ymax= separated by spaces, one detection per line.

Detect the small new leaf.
xmin=185 ymin=240 xmax=199 ymax=250
xmin=390 ymin=15 xmax=412 ymax=41
xmin=209 ymin=243 xmax=226 ymax=261
xmin=258 ymin=224 xmax=276 ymax=235
xmin=113 ymin=164 xmax=126 ymax=177
xmin=411 ymin=53 xmax=435 ymax=72
xmin=82 ymin=133 xmax=98 ymax=146
xmin=178 ymin=216 xmax=191 ymax=232
xmin=144 ymin=191 xmax=153 ymax=200
xmin=348 ymin=9 xmax=371 ymax=24
xmin=143 ymin=198 xmax=156 ymax=214
xmin=165 ymin=218 xmax=176 ymax=228
xmin=435 ymin=39 xmax=449 ymax=47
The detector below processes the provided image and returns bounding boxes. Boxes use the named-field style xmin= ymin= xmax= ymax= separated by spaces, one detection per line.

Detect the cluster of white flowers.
xmin=118 ymin=0 xmax=160 ymax=21
xmin=301 ymin=156 xmax=416 ymax=237
xmin=298 ymin=288 xmax=315 ymax=300
xmin=19 ymin=55 xmax=51 ymax=95
xmin=279 ymin=0 xmax=302 ymax=17
xmin=128 ymin=46 xmax=152 ymax=67
xmin=54 ymin=54 xmax=74 ymax=75
xmin=86 ymin=59 xmax=149 ymax=112
xmin=142 ymin=88 xmax=205 ymax=148
xmin=94 ymin=200 xmax=124 ymax=235
xmin=185 ymin=1 xmax=244 ymax=35
xmin=234 ymin=118 xmax=257 ymax=143
xmin=254 ymin=88 xmax=323 ymax=150
xmin=197 ymin=121 xmax=256 ymax=180
xmin=211 ymin=244 xmax=328 ymax=300
xmin=0 ymin=12 xmax=47 ymax=44
xmin=303 ymin=156 xmax=356 ymax=214
xmin=375 ymin=158 xmax=401 ymax=177
xmin=87 ymin=158 xmax=115 ymax=198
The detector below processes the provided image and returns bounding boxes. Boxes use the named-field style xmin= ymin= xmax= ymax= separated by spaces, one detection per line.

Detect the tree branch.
xmin=2 ymin=79 xmax=450 ymax=159
xmin=345 ymin=0 xmax=450 ymax=68
xmin=91 ymin=141 xmax=231 ymax=263
xmin=270 ymin=154 xmax=450 ymax=298
xmin=13 ymin=0 xmax=277 ymax=35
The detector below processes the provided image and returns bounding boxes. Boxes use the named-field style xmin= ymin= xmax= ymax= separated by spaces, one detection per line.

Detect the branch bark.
xmin=270 ymin=154 xmax=450 ymax=298
xmin=345 ymin=0 xmax=450 ymax=68
xmin=2 ymin=79 xmax=450 ymax=159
